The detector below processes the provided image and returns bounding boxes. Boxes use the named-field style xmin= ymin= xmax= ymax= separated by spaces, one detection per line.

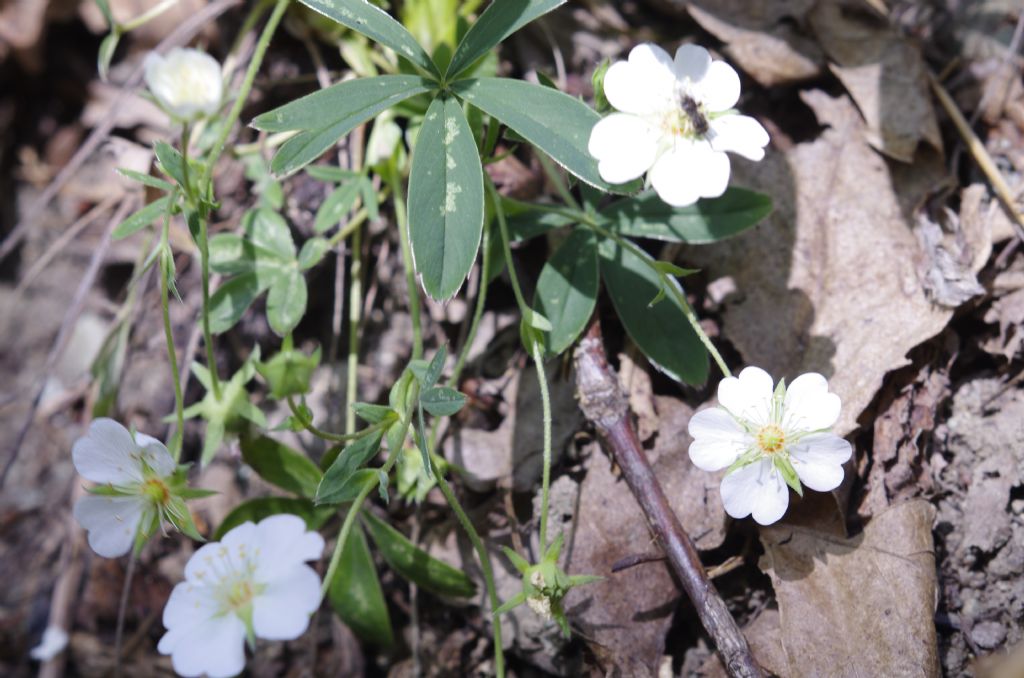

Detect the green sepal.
xmin=352 ymin=403 xmax=397 ymax=425
xmin=256 ymin=336 xmax=321 ymax=400
xmin=166 ymin=496 xmax=206 ymax=542
xmin=773 ymin=455 xmax=803 ymax=497
xmin=492 ymin=591 xmax=528 ymax=617
xmin=502 ymin=546 xmax=531 ymax=575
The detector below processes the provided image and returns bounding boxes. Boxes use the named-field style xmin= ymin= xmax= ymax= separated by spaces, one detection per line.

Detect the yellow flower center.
xmin=141 ymin=477 xmax=170 ymax=504
xmin=225 ymin=580 xmax=255 ymax=612
xmin=756 ymin=425 xmax=786 ymax=454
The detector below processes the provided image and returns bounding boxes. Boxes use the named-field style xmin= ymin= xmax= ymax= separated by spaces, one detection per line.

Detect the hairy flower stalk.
xmin=688 ymin=367 xmax=852 ymax=525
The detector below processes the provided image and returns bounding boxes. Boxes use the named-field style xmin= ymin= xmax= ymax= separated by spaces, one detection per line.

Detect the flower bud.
xmin=144 ymin=47 xmax=223 ymax=121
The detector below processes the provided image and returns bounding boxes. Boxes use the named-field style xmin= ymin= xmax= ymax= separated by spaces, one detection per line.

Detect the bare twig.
xmin=574 ymin=322 xmax=763 ymax=678
xmin=0 ymin=199 xmax=130 ymax=487
xmin=0 ymin=0 xmax=241 ymax=264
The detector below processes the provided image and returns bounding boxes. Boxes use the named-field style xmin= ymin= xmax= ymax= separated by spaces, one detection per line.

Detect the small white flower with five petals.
xmin=687 ymin=367 xmax=852 ymax=525
xmin=72 ymin=418 xmax=179 ymax=558
xmin=588 ymin=43 xmax=769 ymax=207
xmin=158 ymin=515 xmax=324 ymax=678
xmin=144 ymin=47 xmax=223 ymax=121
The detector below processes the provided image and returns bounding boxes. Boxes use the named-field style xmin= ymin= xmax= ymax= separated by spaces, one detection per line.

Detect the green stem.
xmin=159 ymin=209 xmax=185 ymax=460
xmin=287 ymin=396 xmax=376 ymax=443
xmin=427 ymin=454 xmax=505 ymax=678
xmin=486 ymin=179 xmax=531 ymax=317
xmin=196 ymin=209 xmax=221 ymax=400
xmin=120 ymin=0 xmax=179 ymax=32
xmin=536 ymin=152 xmax=580 ymax=211
xmin=345 ymin=221 xmax=363 ymax=435
xmin=529 ymin=337 xmax=553 ymax=552
xmin=390 ymin=162 xmax=423 ymax=359
xmin=319 ymin=481 xmax=373 ymax=600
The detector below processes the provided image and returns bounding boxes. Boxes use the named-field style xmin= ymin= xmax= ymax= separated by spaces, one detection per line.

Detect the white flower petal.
xmin=790 ymin=433 xmax=852 ymax=492
xmin=783 ymin=372 xmax=842 ymax=431
xmin=30 ymin=626 xmax=69 ymax=661
xmin=72 ymin=418 xmax=143 ymax=485
xmin=254 ymin=514 xmax=325 ymax=581
xmin=718 ymin=366 xmax=774 ymax=425
xmin=73 ymin=495 xmax=146 ymax=558
xmin=649 ymin=140 xmax=730 ymax=207
xmin=162 ymin=581 xmax=219 ymax=630
xmin=252 ymin=564 xmax=321 ymax=640
xmin=687 ymin=408 xmax=748 ymax=471
xmin=184 ymin=541 xmax=239 ymax=583
xmin=588 ymin=114 xmax=659 ymax=184
xmin=720 ymin=460 xmax=790 ymax=525
xmin=673 ymin=44 xmax=711 ymax=83
xmin=158 ymin=613 xmax=246 ymax=678
xmin=604 ymin=43 xmax=676 ymax=115
xmin=696 ymin=60 xmax=741 ymax=112
xmin=133 ymin=432 xmax=176 ymax=477
xmin=708 ymin=115 xmax=770 ymax=161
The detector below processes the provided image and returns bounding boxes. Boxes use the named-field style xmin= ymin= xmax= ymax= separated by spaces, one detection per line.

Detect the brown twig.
xmin=573 ymin=322 xmax=763 ymax=678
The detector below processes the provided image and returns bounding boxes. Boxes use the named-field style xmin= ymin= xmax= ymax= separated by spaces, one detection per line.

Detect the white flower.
xmin=687 ymin=367 xmax=852 ymax=526
xmin=29 ymin=625 xmax=69 ymax=661
xmin=144 ymin=47 xmax=223 ymax=120
xmin=72 ymin=418 xmax=177 ymax=558
xmin=588 ymin=43 xmax=770 ymax=207
xmin=158 ymin=515 xmax=325 ymax=678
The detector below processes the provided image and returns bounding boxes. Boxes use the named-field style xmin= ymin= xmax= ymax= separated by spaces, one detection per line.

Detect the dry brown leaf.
xmin=807 ymin=0 xmax=942 ymax=162
xmin=687 ymin=2 xmax=824 ymax=87
xmin=759 ymin=500 xmax=941 ymax=677
xmin=686 ymin=90 xmax=952 ymax=436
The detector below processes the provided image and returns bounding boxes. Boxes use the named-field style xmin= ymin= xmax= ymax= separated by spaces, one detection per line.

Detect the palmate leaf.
xmin=252 ymin=75 xmax=436 ymax=177
xmin=446 ymin=0 xmax=566 ymax=80
xmin=298 ymin=0 xmax=438 ymax=78
xmin=533 ymin=226 xmax=599 ymax=356
xmin=408 ymin=96 xmax=485 ymax=300
xmin=599 ymin=239 xmax=708 ymax=385
xmin=451 ymin=78 xmax=627 ymax=192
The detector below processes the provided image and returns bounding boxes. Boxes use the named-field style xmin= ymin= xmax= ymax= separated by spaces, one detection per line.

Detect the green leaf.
xmin=328 ymin=524 xmax=394 ymax=648
xmin=215 ymin=497 xmax=335 ymax=540
xmin=533 ymin=227 xmax=598 ymax=356
xmin=298 ymin=0 xmax=438 ymax=78
xmin=419 ymin=386 xmax=466 ymax=417
xmin=94 ymin=0 xmax=114 ymax=25
xmin=316 ymin=429 xmax=385 ymax=504
xmin=116 ymin=168 xmax=174 ymax=192
xmin=305 ymin=165 xmax=362 ymax=183
xmin=153 ymin=141 xmax=200 ymax=191
xmin=98 ymin=31 xmax=120 ymax=83
xmin=605 ymin=188 xmax=773 ymax=244
xmin=266 ymin=269 xmax=307 ymax=336
xmin=503 ymin=199 xmax=575 ymax=243
xmin=314 ymin=180 xmax=362 ymax=233
xmin=599 ymin=239 xmax=709 ymax=385
xmin=240 ymin=435 xmax=322 ymax=499
xmin=112 ymin=196 xmax=171 ymax=240
xmin=446 ymin=0 xmax=566 ymax=80
xmin=422 ymin=344 xmax=447 ymax=388
xmin=362 ymin=510 xmax=476 ymax=597
xmin=298 ymin=237 xmax=331 ymax=270
xmin=352 ymin=403 xmax=397 ymax=425
xmin=452 ymin=78 xmax=624 ymax=192
xmin=408 ymin=96 xmax=485 ymax=301
xmin=208 ymin=272 xmax=266 ymax=334
xmin=253 ymin=75 xmax=436 ymax=177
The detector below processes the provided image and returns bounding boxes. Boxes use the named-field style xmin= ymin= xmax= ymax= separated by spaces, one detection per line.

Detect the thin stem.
xmin=487 ymin=179 xmax=531 ymax=316
xmin=427 ymin=455 xmax=505 ymax=678
xmin=319 ymin=481 xmax=374 ymax=601
xmin=287 ymin=396 xmax=375 ymax=444
xmin=196 ymin=211 xmax=221 ymax=400
xmin=530 ymin=337 xmax=553 ymax=552
xmin=345 ymin=221 xmax=363 ymax=435
xmin=120 ymin=0 xmax=179 ymax=32
xmin=390 ymin=163 xmax=423 ymax=359
xmin=198 ymin=0 xmax=290 ymax=192
xmin=535 ymin=152 xmax=580 ymax=211
xmin=113 ymin=550 xmax=138 ymax=678
xmin=160 ymin=213 xmax=185 ymax=460
xmin=449 ymin=221 xmax=491 ymax=387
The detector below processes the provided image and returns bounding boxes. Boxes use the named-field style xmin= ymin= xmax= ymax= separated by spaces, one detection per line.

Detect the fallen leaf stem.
xmin=574 ymin=321 xmax=762 ymax=678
